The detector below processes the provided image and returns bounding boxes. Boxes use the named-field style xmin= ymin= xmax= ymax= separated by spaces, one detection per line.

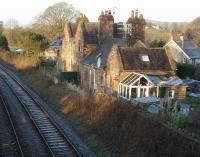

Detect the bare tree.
xmin=34 ymin=2 xmax=81 ymax=39
xmin=0 ymin=21 xmax=3 ymax=34
xmin=5 ymin=19 xmax=19 ymax=29
xmin=3 ymin=19 xmax=19 ymax=46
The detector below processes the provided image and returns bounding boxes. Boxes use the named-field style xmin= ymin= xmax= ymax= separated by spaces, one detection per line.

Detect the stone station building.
xmin=59 ymin=9 xmax=187 ymax=101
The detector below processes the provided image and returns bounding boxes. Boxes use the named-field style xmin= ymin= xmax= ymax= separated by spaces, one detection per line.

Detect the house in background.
xmin=44 ymin=36 xmax=64 ymax=61
xmin=165 ymin=37 xmax=200 ymax=65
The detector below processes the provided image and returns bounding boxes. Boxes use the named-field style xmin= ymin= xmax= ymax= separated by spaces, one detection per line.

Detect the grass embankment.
xmin=1 ymin=51 xmax=200 ymax=157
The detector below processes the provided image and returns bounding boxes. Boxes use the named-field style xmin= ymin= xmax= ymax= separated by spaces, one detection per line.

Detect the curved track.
xmin=0 ymin=95 xmax=24 ymax=157
xmin=0 ymin=65 xmax=82 ymax=157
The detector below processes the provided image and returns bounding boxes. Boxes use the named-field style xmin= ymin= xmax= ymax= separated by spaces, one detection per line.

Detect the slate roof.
xmin=84 ymin=23 xmax=98 ymax=44
xmin=182 ymin=79 xmax=200 ymax=86
xmin=175 ymin=40 xmax=197 ymax=49
xmin=83 ymin=38 xmax=126 ymax=68
xmin=174 ymin=40 xmax=200 ymax=59
xmin=118 ymin=46 xmax=172 ymax=71
xmin=47 ymin=36 xmax=64 ymax=49
xmin=147 ymin=75 xmax=184 ymax=86
xmin=183 ymin=48 xmax=200 ymax=59
xmin=84 ymin=33 xmax=98 ymax=44
xmin=120 ymin=72 xmax=183 ymax=87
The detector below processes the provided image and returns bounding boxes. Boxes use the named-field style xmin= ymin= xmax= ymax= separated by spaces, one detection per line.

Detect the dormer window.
xmin=141 ymin=55 xmax=150 ymax=62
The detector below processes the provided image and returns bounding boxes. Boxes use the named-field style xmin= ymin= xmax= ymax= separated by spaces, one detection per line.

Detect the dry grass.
xmin=0 ymin=51 xmax=39 ymax=71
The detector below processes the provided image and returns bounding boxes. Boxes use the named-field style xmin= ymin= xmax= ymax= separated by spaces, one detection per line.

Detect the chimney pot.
xmin=180 ymin=36 xmax=184 ymax=48
xmin=135 ymin=9 xmax=138 ymax=18
xmin=131 ymin=10 xmax=134 ymax=18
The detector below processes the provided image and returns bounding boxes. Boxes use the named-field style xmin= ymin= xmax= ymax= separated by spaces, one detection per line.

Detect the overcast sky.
xmin=0 ymin=0 xmax=199 ymax=26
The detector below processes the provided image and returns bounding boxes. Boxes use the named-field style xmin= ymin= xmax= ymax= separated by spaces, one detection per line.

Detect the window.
xmin=141 ymin=55 xmax=150 ymax=62
xmin=168 ymin=90 xmax=174 ymax=98
xmin=183 ymin=57 xmax=187 ymax=63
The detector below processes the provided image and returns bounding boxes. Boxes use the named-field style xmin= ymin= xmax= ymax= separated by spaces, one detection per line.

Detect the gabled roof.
xmin=175 ymin=40 xmax=197 ymax=49
xmin=118 ymin=44 xmax=172 ymax=71
xmin=82 ymin=38 xmax=126 ymax=68
xmin=165 ymin=39 xmax=200 ymax=59
xmin=147 ymin=74 xmax=183 ymax=86
xmin=183 ymin=48 xmax=200 ymax=59
xmin=65 ymin=22 xmax=76 ymax=38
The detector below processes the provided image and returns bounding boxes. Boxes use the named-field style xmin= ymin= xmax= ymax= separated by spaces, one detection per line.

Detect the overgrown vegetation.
xmin=176 ymin=63 xmax=195 ymax=79
xmin=17 ymin=31 xmax=48 ymax=53
xmin=3 ymin=2 xmax=80 ymax=53
xmin=185 ymin=96 xmax=200 ymax=107
xmin=164 ymin=112 xmax=188 ymax=128
xmin=62 ymin=93 xmax=200 ymax=157
xmin=0 ymin=34 xmax=9 ymax=51
xmin=146 ymin=39 xmax=166 ymax=48
xmin=185 ymin=17 xmax=200 ymax=46
xmin=0 ymin=51 xmax=39 ymax=70
xmin=176 ymin=63 xmax=200 ymax=80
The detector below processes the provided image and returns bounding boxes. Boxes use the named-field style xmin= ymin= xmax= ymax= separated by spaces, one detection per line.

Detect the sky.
xmin=0 ymin=0 xmax=199 ymax=26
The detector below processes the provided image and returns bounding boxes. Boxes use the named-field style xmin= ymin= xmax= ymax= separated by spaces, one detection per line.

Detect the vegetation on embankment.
xmin=1 ymin=52 xmax=200 ymax=157
xmin=0 ymin=51 xmax=39 ymax=70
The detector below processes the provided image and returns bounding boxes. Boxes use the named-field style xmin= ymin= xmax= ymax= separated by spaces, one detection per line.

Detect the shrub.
xmin=169 ymin=112 xmax=188 ymax=128
xmin=176 ymin=63 xmax=195 ymax=79
xmin=147 ymin=39 xmax=166 ymax=48
xmin=0 ymin=35 xmax=9 ymax=51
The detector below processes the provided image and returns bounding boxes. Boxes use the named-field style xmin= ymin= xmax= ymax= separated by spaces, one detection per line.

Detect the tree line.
xmin=1 ymin=2 xmax=81 ymax=53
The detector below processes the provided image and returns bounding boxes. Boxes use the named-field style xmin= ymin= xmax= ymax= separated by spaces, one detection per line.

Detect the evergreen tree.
xmin=0 ymin=35 xmax=9 ymax=51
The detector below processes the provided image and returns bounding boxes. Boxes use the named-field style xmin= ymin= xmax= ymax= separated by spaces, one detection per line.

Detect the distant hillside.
xmin=187 ymin=16 xmax=200 ymax=30
xmin=185 ymin=17 xmax=200 ymax=46
xmin=146 ymin=19 xmax=188 ymax=29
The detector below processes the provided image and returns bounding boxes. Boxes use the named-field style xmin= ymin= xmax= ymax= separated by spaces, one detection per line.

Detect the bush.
xmin=17 ymin=31 xmax=48 ymax=53
xmin=63 ymin=93 xmax=200 ymax=157
xmin=148 ymin=39 xmax=166 ymax=48
xmin=176 ymin=63 xmax=195 ymax=79
xmin=0 ymin=35 xmax=9 ymax=51
xmin=170 ymin=113 xmax=188 ymax=128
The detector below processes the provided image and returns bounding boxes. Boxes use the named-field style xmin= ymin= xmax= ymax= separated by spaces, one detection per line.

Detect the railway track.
xmin=0 ymin=95 xmax=24 ymax=157
xmin=0 ymin=65 xmax=82 ymax=157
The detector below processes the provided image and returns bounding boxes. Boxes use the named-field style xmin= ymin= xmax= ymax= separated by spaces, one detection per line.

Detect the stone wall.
xmin=61 ymin=39 xmax=76 ymax=71
xmin=80 ymin=64 xmax=105 ymax=93
xmin=106 ymin=45 xmax=124 ymax=94
xmin=168 ymin=85 xmax=187 ymax=100
xmin=165 ymin=44 xmax=188 ymax=63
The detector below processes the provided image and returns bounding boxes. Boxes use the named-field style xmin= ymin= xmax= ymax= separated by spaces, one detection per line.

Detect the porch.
xmin=118 ymin=73 xmax=159 ymax=100
xmin=117 ymin=72 xmax=184 ymax=101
